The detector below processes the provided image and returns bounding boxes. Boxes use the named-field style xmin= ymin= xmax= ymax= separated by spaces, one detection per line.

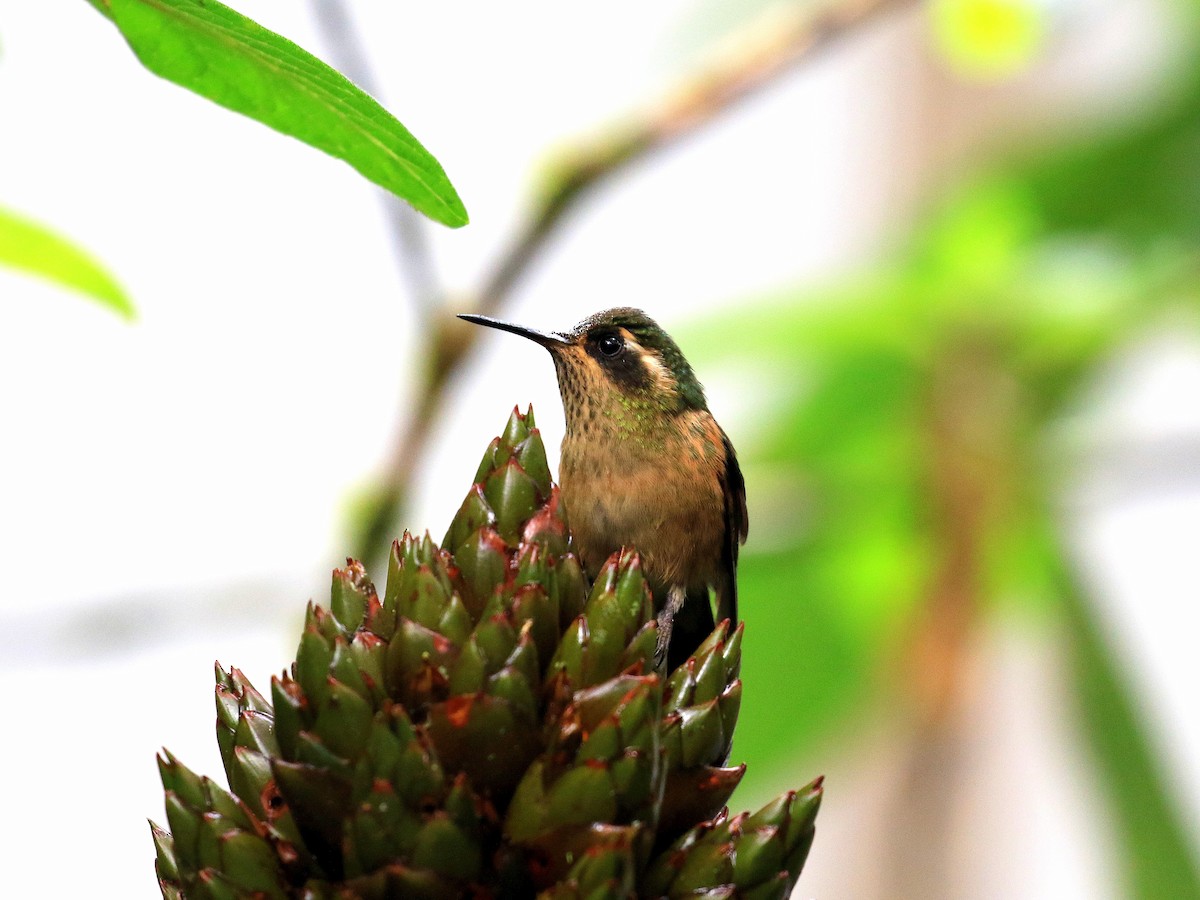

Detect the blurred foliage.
xmin=682 ymin=2 xmax=1200 ymax=894
xmin=0 ymin=204 xmax=134 ymax=319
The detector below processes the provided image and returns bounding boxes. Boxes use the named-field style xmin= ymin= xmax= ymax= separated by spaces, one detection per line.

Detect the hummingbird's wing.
xmin=716 ymin=430 xmax=748 ymax=626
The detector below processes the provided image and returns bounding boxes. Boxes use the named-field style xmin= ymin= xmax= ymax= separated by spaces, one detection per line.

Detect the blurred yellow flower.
xmin=930 ymin=0 xmax=1047 ymax=78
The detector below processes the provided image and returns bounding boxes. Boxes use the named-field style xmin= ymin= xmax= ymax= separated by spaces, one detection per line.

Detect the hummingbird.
xmin=460 ymin=307 xmax=747 ymax=670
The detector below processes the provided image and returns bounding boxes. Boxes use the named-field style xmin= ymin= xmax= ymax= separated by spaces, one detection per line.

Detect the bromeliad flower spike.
xmin=150 ymin=407 xmax=821 ymax=898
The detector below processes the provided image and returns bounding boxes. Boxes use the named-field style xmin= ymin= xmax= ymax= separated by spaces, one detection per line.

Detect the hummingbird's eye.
xmin=598 ymin=334 xmax=624 ymax=357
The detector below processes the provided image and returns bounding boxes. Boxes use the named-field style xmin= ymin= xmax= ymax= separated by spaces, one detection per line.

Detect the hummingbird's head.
xmin=460 ymin=307 xmax=708 ymax=427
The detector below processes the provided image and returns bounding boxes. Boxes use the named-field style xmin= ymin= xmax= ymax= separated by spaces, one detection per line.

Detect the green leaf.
xmin=1056 ymin=552 xmax=1200 ymax=899
xmin=0 ymin=205 xmax=134 ymax=319
xmin=94 ymin=0 xmax=468 ymax=228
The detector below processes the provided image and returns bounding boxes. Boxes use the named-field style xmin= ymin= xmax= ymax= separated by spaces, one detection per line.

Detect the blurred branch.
xmin=475 ymin=0 xmax=912 ymax=315
xmin=308 ymin=0 xmax=441 ymax=315
xmin=352 ymin=0 xmax=916 ymax=562
xmin=887 ymin=341 xmax=1009 ymax=899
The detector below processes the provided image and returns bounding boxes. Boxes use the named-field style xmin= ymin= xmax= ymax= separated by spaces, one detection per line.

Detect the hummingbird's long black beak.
xmin=458 ymin=314 xmax=570 ymax=348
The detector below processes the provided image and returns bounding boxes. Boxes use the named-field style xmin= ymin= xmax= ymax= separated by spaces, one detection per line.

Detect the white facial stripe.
xmin=620 ymin=329 xmax=675 ymax=392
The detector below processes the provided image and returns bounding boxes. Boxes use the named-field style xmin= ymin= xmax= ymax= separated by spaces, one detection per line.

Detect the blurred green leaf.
xmin=1022 ymin=70 xmax=1200 ymax=250
xmin=1055 ymin=551 xmax=1200 ymax=899
xmin=91 ymin=0 xmax=468 ymax=228
xmin=689 ymin=311 xmax=933 ymax=780
xmin=0 ymin=205 xmax=134 ymax=319
xmin=909 ymin=179 xmax=1040 ymax=293
xmin=731 ymin=548 xmax=875 ymax=783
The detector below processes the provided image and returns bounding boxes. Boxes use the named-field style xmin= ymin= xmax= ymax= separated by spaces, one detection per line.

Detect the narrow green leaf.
xmin=98 ymin=0 xmax=468 ymax=227
xmin=0 ymin=205 xmax=134 ymax=319
xmin=1057 ymin=554 xmax=1200 ymax=899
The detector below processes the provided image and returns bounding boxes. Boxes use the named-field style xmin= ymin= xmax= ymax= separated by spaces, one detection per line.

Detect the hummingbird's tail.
xmin=663 ymin=585 xmax=718 ymax=672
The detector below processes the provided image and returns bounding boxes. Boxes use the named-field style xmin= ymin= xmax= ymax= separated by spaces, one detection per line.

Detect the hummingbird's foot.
xmin=654 ymin=584 xmax=687 ymax=670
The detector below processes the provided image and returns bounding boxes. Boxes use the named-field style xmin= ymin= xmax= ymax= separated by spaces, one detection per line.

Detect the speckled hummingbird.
xmin=460 ymin=307 xmax=748 ymax=670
